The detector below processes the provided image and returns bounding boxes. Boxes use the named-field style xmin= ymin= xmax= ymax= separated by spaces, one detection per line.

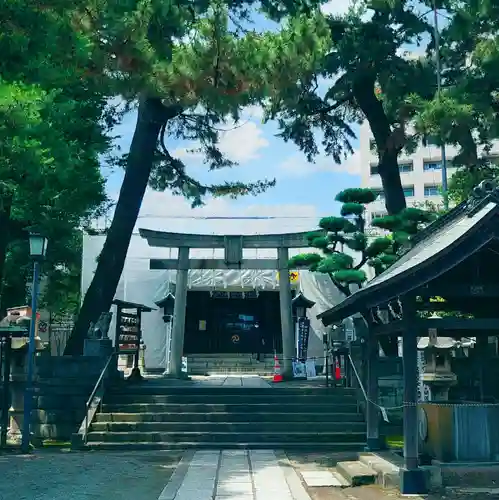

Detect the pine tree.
xmin=65 ymin=2 xmax=331 ymax=353
xmin=289 ymin=188 xmax=436 ymax=356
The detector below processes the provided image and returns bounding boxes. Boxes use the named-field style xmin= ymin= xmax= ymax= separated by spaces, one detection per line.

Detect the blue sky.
xmin=101 ymin=0 xmax=431 ymax=235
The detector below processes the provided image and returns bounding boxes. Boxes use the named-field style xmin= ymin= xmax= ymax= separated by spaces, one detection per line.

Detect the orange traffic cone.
xmin=273 ymin=355 xmax=283 ymax=383
xmin=335 ymin=358 xmax=341 ymax=381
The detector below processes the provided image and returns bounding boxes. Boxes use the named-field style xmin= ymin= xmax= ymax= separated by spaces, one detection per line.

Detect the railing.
xmin=347 ymin=354 xmax=368 ymax=415
xmin=77 ymin=352 xmax=118 ymax=445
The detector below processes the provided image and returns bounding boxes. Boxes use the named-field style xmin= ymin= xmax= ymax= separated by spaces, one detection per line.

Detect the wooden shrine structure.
xmin=318 ymin=185 xmax=499 ymax=494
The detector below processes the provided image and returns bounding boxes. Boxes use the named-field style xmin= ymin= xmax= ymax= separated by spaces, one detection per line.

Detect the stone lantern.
xmin=155 ymin=293 xmax=175 ymax=375
xmin=417 ymin=314 xmax=457 ymax=401
xmin=156 ymin=293 xmax=175 ymax=323
xmin=292 ymin=292 xmax=315 ymax=320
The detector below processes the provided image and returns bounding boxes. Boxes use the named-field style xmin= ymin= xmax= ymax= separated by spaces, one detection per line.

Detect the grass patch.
xmin=41 ymin=440 xmax=71 ymax=448
xmin=386 ymin=435 xmax=403 ymax=449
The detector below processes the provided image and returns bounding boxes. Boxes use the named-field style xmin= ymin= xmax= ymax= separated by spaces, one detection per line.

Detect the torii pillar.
xmin=278 ymin=246 xmax=294 ymax=379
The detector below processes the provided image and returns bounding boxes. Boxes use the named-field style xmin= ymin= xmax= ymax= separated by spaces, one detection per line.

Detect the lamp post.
xmin=21 ymin=233 xmax=48 ymax=453
xmin=433 ymin=1 xmax=449 ymax=210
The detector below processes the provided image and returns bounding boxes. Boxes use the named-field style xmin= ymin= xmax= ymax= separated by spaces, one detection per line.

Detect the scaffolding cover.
xmin=82 ymin=233 xmax=351 ymax=368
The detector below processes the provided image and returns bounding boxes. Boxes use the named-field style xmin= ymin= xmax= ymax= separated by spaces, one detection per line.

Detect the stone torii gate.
xmin=139 ymin=229 xmax=311 ymax=379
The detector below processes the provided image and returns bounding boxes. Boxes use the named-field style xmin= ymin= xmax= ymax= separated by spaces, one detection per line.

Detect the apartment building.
xmin=359 ymin=121 xmax=457 ymax=224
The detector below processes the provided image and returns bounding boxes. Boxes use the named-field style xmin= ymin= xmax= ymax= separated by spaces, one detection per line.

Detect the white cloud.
xmin=241 ymin=105 xmax=265 ymax=121
xmin=321 ymin=0 xmax=353 ymax=16
xmin=219 ymin=121 xmax=269 ymax=162
xmin=278 ymin=149 xmax=361 ymax=177
xmin=171 ymin=120 xmax=269 ymax=164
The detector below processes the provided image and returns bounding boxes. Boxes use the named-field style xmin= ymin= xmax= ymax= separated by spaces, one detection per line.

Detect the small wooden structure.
xmin=112 ymin=300 xmax=155 ymax=382
xmin=317 ymin=187 xmax=499 ymax=494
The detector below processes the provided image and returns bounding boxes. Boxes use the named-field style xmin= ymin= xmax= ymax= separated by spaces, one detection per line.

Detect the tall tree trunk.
xmin=64 ymin=97 xmax=178 ymax=354
xmin=0 ymin=196 xmax=12 ymax=316
xmin=353 ymin=75 xmax=403 ymax=357
xmin=352 ymin=76 xmax=406 ymax=215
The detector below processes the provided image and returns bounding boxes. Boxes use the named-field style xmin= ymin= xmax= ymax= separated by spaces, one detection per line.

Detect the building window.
xmin=399 ymin=162 xmax=413 ymax=173
xmin=371 ymin=211 xmax=387 ymax=220
xmin=403 ymin=186 xmax=415 ymax=197
xmin=424 ymin=184 xmax=440 ymax=196
xmin=423 ymin=161 xmax=442 ymax=171
xmin=370 ymin=165 xmax=379 ymax=175
xmin=369 ymin=139 xmax=376 ymax=151
xmin=372 ymin=189 xmax=384 ymax=200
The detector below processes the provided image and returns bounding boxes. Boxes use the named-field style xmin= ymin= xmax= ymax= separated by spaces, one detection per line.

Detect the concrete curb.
xmin=158 ymin=450 xmax=195 ymax=500
xmin=275 ymin=450 xmax=311 ymax=500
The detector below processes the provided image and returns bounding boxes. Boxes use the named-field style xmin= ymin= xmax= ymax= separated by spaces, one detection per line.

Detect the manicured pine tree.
xmin=289 ymin=187 xmax=436 ymax=356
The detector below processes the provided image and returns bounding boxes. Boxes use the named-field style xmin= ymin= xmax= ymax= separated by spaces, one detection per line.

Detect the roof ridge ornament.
xmin=467 ymin=179 xmax=499 ymax=217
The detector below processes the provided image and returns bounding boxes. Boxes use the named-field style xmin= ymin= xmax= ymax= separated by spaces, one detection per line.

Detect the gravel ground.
xmin=0 ymin=449 xmax=182 ymax=500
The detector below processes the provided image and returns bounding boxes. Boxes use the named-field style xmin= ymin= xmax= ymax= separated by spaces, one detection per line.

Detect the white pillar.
xmin=169 ymin=246 xmax=189 ymax=378
xmin=278 ymin=246 xmax=294 ymax=379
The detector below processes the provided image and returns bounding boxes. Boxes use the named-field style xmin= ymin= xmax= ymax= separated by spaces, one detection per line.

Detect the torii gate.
xmin=139 ymin=229 xmax=312 ymax=379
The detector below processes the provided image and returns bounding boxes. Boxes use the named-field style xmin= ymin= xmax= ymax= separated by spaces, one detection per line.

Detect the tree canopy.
xmin=66 ymin=0 xmax=334 ymax=353
xmin=0 ymin=0 xmax=114 ymax=315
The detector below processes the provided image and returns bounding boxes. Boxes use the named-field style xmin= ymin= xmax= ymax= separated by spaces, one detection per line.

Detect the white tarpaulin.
xmin=82 ymin=232 xmax=350 ymax=369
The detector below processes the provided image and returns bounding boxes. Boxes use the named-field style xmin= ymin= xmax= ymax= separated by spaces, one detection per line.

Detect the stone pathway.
xmin=158 ymin=450 xmax=311 ymax=500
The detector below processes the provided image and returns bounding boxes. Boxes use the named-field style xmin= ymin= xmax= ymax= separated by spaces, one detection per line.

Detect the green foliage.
xmin=316 ymin=253 xmax=354 ymax=272
xmin=448 ymin=164 xmax=499 ymax=205
xmin=333 ymin=269 xmax=367 ymax=284
xmin=0 ymin=1 xmax=113 ymax=315
xmin=344 ymin=232 xmax=367 ymax=252
xmin=335 ymin=188 xmax=376 ymax=205
xmin=340 ymin=202 xmax=364 ymax=217
xmin=319 ymin=216 xmax=350 ymax=233
xmin=291 ymin=187 xmax=393 ymax=291
xmin=365 ymin=237 xmax=392 ymax=258
xmin=288 ymin=252 xmax=323 ymax=269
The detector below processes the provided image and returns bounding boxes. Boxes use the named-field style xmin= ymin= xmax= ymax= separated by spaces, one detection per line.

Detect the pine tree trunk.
xmin=0 ymin=199 xmax=12 ymax=316
xmin=353 ymin=76 xmax=403 ymax=357
xmin=64 ymin=97 xmax=175 ymax=355
xmin=352 ymin=76 xmax=406 ymax=215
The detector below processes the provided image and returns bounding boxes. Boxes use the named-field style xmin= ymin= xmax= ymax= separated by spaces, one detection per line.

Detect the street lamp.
xmin=21 ymin=233 xmax=48 ymax=453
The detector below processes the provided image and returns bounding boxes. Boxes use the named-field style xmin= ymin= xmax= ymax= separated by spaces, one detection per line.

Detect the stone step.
xmin=335 ymin=460 xmax=377 ymax=487
xmin=187 ymin=360 xmax=274 ymax=366
xmin=104 ymin=394 xmax=357 ymax=404
xmin=188 ymin=369 xmax=274 ymax=376
xmin=108 ymin=386 xmax=356 ymax=396
xmin=358 ymin=453 xmax=401 ymax=488
xmin=86 ymin=431 xmax=366 ymax=444
xmin=95 ymin=411 xmax=364 ymax=423
xmin=89 ymin=421 xmax=367 ymax=433
xmin=84 ymin=441 xmax=366 ymax=451
xmin=101 ymin=403 xmax=359 ymax=414
xmin=187 ymin=354 xmax=276 ymax=359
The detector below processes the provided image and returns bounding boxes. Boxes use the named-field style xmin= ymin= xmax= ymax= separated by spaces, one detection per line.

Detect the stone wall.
xmin=9 ymin=354 xmax=105 ymax=443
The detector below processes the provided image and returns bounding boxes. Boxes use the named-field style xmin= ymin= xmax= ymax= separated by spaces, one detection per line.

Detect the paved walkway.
xmin=159 ymin=450 xmax=311 ymax=500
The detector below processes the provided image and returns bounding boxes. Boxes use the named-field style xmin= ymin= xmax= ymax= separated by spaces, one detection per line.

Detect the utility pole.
xmin=433 ymin=2 xmax=449 ymax=210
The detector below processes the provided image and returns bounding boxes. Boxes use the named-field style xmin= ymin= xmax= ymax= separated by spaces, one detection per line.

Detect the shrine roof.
xmin=318 ymin=192 xmax=499 ymax=326
xmin=112 ymin=299 xmax=156 ymax=312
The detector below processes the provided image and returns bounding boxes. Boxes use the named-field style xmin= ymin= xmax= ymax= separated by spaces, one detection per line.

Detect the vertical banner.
xmin=297 ymin=317 xmax=311 ymax=360
xmin=293 ymin=317 xmax=310 ymax=379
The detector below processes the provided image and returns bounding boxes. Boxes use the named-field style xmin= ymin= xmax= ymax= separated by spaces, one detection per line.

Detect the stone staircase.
xmin=186 ymin=353 xmax=276 ymax=376
xmin=83 ymin=385 xmax=366 ymax=450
